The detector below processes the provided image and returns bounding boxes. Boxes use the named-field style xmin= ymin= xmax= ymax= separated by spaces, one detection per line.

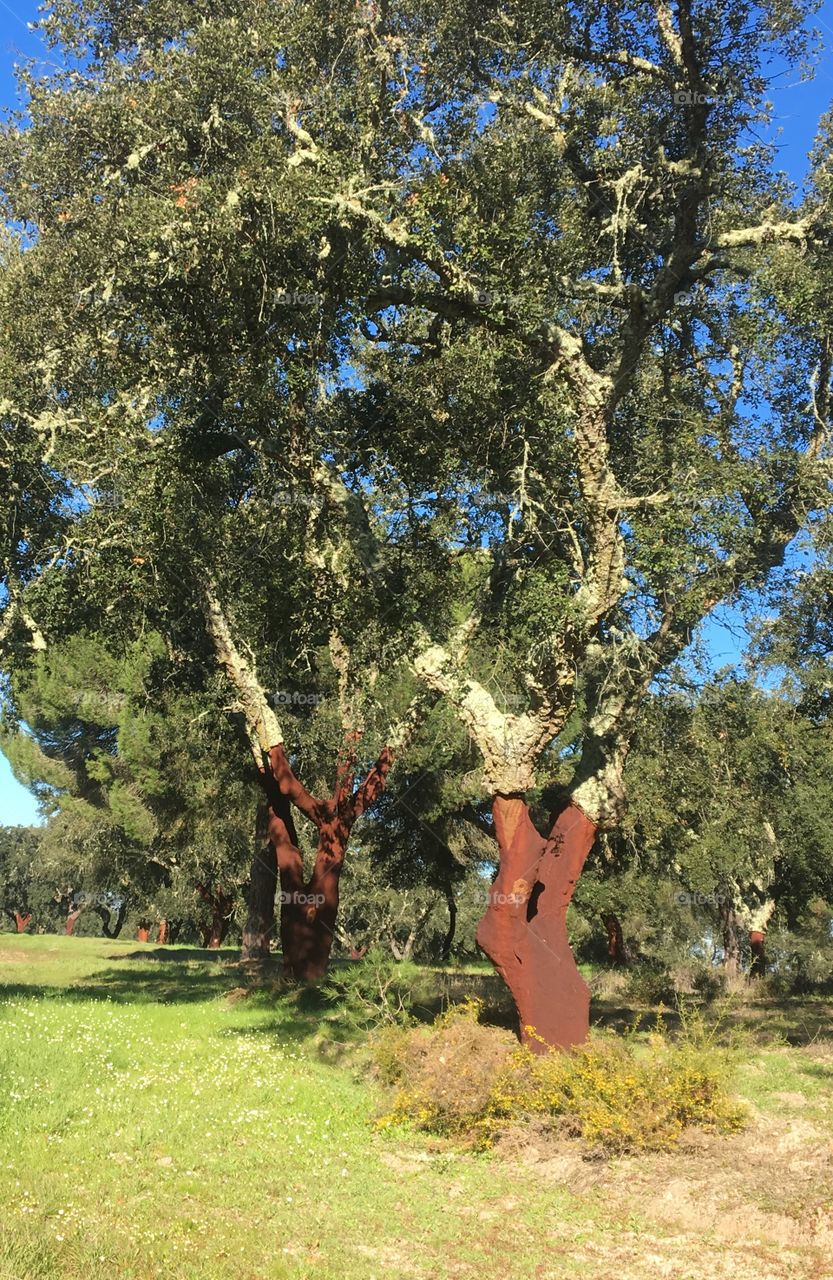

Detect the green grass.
xmin=0 ymin=936 xmax=607 ymax=1279
xmin=1 ymin=935 xmax=831 ymax=1280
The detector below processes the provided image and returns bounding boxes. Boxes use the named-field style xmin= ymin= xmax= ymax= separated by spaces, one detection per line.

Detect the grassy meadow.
xmin=0 ymin=934 xmax=831 ymax=1280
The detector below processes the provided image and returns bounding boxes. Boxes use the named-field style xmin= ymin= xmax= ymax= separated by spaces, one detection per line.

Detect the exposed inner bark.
xmin=241 ymin=801 xmax=277 ymax=962
xmin=156 ymin=919 xmax=169 ymax=945
xmin=476 ymin=797 xmax=598 ymax=1051
xmin=65 ymin=903 xmax=86 ymax=936
xmin=197 ymin=884 xmax=235 ymax=949
xmin=13 ymin=911 xmax=32 ymax=934
xmin=260 ymin=741 xmax=394 ymax=982
xmin=601 ymin=911 xmax=629 ymax=966
xmin=749 ymin=929 xmax=766 ymax=977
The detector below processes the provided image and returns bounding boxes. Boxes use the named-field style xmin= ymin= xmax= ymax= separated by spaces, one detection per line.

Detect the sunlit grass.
xmin=1 ymin=934 xmax=831 ymax=1279
xmin=0 ymin=935 xmax=602 ymax=1280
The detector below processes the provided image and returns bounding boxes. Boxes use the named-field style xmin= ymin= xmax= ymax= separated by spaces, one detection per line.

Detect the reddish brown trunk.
xmin=196 ymin=885 xmax=234 ymax=949
xmin=602 ymin=912 xmax=629 ymax=966
xmin=14 ymin=912 xmax=32 ymax=934
xmin=262 ymin=741 xmax=394 ymax=983
xmin=65 ymin=906 xmax=85 ymax=936
xmin=137 ymin=925 xmax=151 ymax=942
xmin=156 ymin=919 xmax=169 ymax=945
xmin=275 ymin=819 xmax=347 ymax=982
xmin=476 ymin=797 xmax=597 ymax=1052
xmin=749 ymin=930 xmax=766 ymax=978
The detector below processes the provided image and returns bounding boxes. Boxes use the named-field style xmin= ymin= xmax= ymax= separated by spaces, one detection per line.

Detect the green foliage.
xmin=624 ymin=960 xmax=680 ymax=1008
xmin=765 ymin=900 xmax=833 ymax=994
xmin=321 ymin=948 xmax=420 ymax=1032
xmin=0 ymin=826 xmax=46 ymax=930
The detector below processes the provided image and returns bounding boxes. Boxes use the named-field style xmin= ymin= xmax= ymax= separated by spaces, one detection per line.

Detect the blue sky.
xmin=0 ymin=2 xmax=832 ymax=824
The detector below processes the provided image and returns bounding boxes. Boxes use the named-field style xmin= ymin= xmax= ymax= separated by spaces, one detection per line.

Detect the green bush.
xmin=690 ymin=962 xmax=728 ymax=1002
xmin=320 ymin=947 xmax=420 ymax=1032
xmin=374 ymin=1000 xmax=747 ymax=1154
xmin=625 ymin=959 xmax=678 ymax=1006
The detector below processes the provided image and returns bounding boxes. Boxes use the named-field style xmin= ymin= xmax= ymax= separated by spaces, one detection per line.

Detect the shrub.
xmin=373 ymin=998 xmax=516 ymax=1132
xmin=625 ymin=959 xmax=677 ymax=1006
xmin=690 ymin=962 xmax=728 ymax=1002
xmin=764 ymin=906 xmax=833 ymax=995
xmin=320 ymin=947 xmax=420 ymax=1032
xmin=374 ymin=1000 xmax=747 ymax=1154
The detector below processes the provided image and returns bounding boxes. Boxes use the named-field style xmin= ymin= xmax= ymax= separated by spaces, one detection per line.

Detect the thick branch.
xmin=268 ymin=744 xmax=323 ymax=827
xmin=201 ymin=580 xmax=284 ymax=755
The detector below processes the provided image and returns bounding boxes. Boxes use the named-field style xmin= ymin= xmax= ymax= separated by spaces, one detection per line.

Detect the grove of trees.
xmin=1 ymin=0 xmax=832 ymax=1048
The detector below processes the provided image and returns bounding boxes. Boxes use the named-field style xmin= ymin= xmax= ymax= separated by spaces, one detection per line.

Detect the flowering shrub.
xmin=374 ymin=1000 xmax=747 ymax=1154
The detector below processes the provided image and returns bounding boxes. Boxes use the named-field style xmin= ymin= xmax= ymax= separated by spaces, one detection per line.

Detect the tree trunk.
xmin=196 ymin=885 xmax=234 ymax=950
xmin=749 ymin=930 xmax=766 ymax=977
xmin=137 ymin=924 xmax=151 ymax=942
xmin=14 ymin=912 xmax=32 ymax=934
xmin=94 ymin=902 xmax=127 ymax=939
xmin=601 ymin=911 xmax=629 ymax=966
xmin=476 ymin=797 xmax=598 ymax=1052
xmin=264 ymin=742 xmax=395 ymax=983
xmin=65 ymin=905 xmax=85 ymax=936
xmin=441 ymin=884 xmax=457 ymax=962
xmin=241 ymin=802 xmax=277 ymax=962
xmin=156 ymin=919 xmax=169 ymax=945
xmin=277 ymin=821 xmax=347 ymax=981
xmin=720 ymin=901 xmax=741 ymax=978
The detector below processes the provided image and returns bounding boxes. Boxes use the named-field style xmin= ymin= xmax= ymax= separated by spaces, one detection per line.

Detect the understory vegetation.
xmin=373 ymin=999 xmax=747 ymax=1153
xmin=1 ymin=936 xmax=831 ymax=1280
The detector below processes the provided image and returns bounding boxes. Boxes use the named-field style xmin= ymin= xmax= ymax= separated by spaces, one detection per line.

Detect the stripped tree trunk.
xmin=200 ymin=580 xmax=426 ymax=981
xmin=601 ymin=911 xmax=629 ymax=966
xmin=14 ymin=911 xmax=32 ymax=934
xmin=197 ymin=885 xmax=234 ymax=949
xmin=746 ymin=897 xmax=776 ymax=978
xmin=65 ymin=904 xmax=86 ymax=936
xmin=476 ymin=797 xmax=598 ymax=1051
xmin=263 ymin=743 xmax=394 ymax=981
xmin=156 ymin=919 xmax=169 ymax=945
xmin=749 ymin=931 xmax=766 ymax=977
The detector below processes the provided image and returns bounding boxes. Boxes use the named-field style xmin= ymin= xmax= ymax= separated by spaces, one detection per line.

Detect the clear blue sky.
xmin=0 ymin=2 xmax=832 ymax=824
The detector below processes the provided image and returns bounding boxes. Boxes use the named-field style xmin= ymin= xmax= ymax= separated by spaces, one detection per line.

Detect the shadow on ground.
xmin=3 ymin=944 xmax=830 ymax=1049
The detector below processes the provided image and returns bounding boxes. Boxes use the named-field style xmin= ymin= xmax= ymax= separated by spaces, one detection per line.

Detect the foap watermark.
xmin=274 ymin=288 xmax=324 ymax=308
xmin=279 ymin=890 xmax=325 ymax=907
xmin=468 ymin=289 xmax=520 ymax=309
xmin=475 ymin=881 xmax=532 ymax=908
xmin=673 ymin=90 xmax=723 ymax=107
xmin=676 ymin=890 xmax=730 ymax=907
xmin=272 ymin=490 xmax=325 ymax=511
xmin=270 ymin=689 xmax=326 ymax=708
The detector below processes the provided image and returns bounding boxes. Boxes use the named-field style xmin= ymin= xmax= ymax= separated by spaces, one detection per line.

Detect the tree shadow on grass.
xmin=0 ymin=950 xmax=257 ymax=1006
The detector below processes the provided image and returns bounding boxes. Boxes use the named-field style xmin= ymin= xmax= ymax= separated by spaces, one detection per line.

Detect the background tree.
xmin=0 ymin=826 xmax=42 ymax=932
xmin=2 ymin=0 xmax=832 ymax=1048
xmin=1 ymin=632 xmax=254 ymax=942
